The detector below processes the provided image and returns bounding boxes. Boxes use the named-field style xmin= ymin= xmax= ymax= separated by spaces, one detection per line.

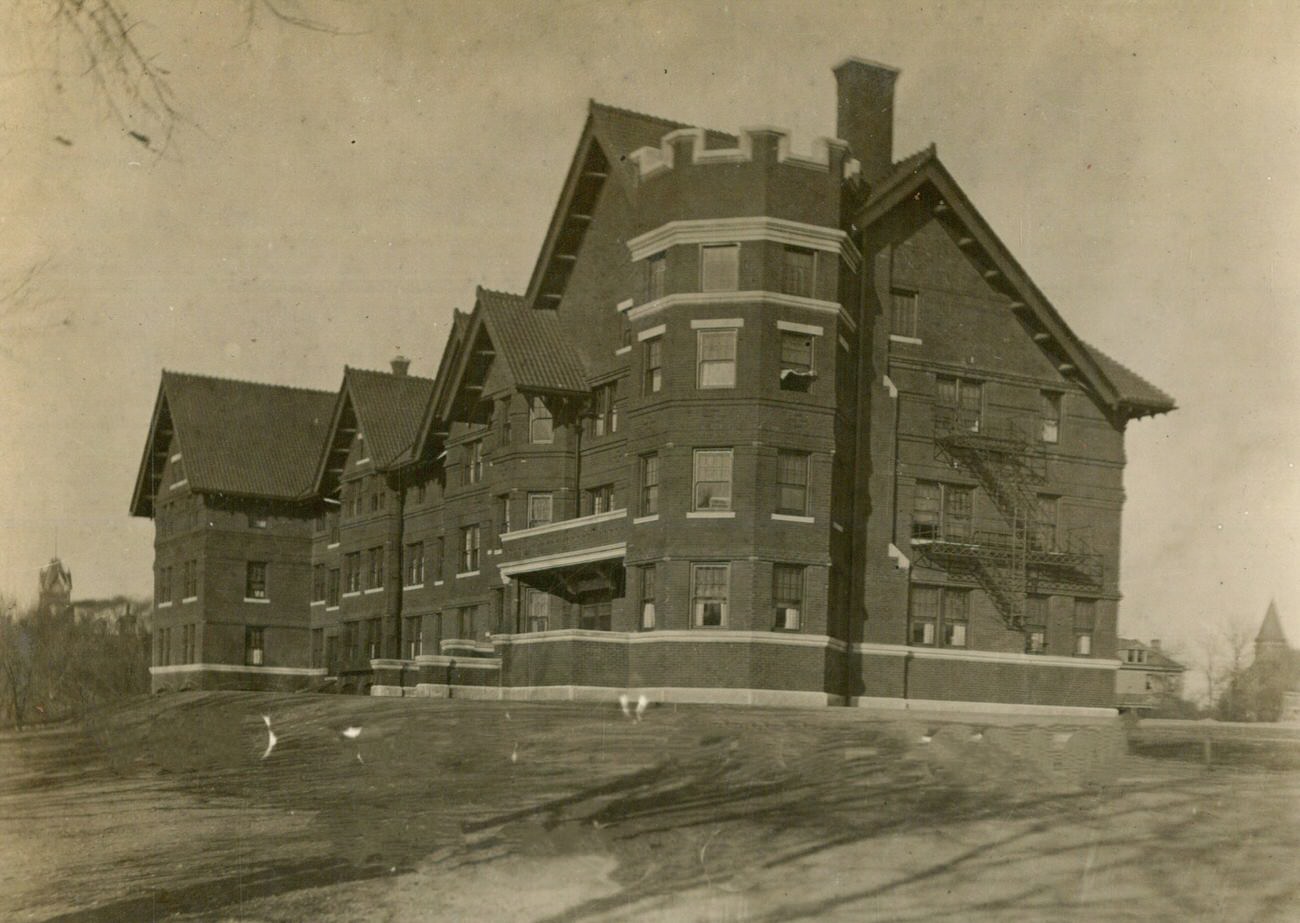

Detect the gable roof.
xmin=855 ymin=148 xmax=1176 ymax=422
xmin=431 ymin=288 xmax=589 ymax=426
xmin=1117 ymin=639 xmax=1187 ymax=672
xmin=313 ymin=366 xmax=437 ymax=494
xmin=130 ymin=371 xmax=335 ymax=517
xmin=523 ymin=101 xmax=736 ymax=311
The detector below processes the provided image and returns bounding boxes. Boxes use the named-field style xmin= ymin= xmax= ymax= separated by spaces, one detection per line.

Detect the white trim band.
xmin=626 ymin=216 xmax=862 ymax=273
xmin=687 ymin=510 xmax=735 ymax=519
xmin=500 ymin=508 xmax=626 ymax=542
xmin=849 ymin=696 xmax=1117 ymax=718
xmin=498 ymin=543 xmax=627 ymax=579
xmin=852 ymin=642 xmax=1121 ymax=671
xmin=690 ymin=317 xmax=745 ymax=329
xmin=150 ymin=664 xmax=327 ymax=677
xmin=624 ymin=291 xmax=855 ymax=333
xmin=771 ymin=513 xmax=814 ymax=524
xmin=637 ymin=323 xmax=666 ymax=342
xmin=493 ymin=628 xmax=847 ymax=653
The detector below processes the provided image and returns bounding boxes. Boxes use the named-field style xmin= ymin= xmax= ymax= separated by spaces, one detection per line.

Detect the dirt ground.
xmin=1 ymin=693 xmax=1297 ymax=922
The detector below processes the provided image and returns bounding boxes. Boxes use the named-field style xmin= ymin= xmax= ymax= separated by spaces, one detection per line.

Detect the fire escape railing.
xmin=910 ymin=409 xmax=1104 ymax=629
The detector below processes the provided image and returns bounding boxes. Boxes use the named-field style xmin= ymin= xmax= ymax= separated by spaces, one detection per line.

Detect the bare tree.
xmin=1197 ymin=614 xmax=1256 ymax=712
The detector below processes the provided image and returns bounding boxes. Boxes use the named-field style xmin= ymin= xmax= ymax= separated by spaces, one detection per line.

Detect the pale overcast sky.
xmin=1 ymin=1 xmax=1296 ymax=657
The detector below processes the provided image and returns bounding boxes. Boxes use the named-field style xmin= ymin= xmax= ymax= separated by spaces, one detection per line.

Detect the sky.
xmin=0 ymin=0 xmax=1296 ymax=667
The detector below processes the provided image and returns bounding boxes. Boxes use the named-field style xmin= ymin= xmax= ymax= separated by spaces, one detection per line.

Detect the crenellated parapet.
xmin=629 ymin=126 xmax=860 ymax=182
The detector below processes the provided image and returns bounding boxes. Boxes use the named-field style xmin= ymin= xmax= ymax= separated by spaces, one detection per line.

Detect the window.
xmin=327 ymin=568 xmax=340 ymax=607
xmin=527 ymin=493 xmax=553 ymax=529
xmin=497 ymin=494 xmax=511 ymax=537
xmin=459 ymin=524 xmax=480 ymax=572
xmin=314 ymin=513 xmax=325 ymax=533
xmin=640 ymin=453 xmax=659 ymax=516
xmin=1025 ymin=595 xmax=1048 ymax=653
xmin=492 ymin=587 xmax=506 ymax=632
xmin=1074 ymin=598 xmax=1096 ymax=656
xmin=370 ymin=481 xmax=385 ymax=513
xmin=365 ymin=618 xmax=381 ymax=660
xmin=248 ymin=511 xmax=269 ymax=529
xmin=943 ymin=589 xmax=970 ymax=647
xmin=342 ymin=621 xmax=358 ymax=662
xmin=586 ymin=484 xmax=614 ymax=516
xmin=779 ymin=331 xmax=815 ymax=390
xmin=171 ymin=456 xmax=185 ymax=485
xmin=157 ymin=566 xmax=172 ymax=605
xmin=936 ymin=376 xmax=983 ymax=432
xmin=366 ymin=547 xmax=384 ymax=590
xmin=643 ymin=336 xmax=663 ymax=394
xmin=325 ymin=634 xmax=337 ymax=672
xmin=891 ymin=289 xmax=918 ymax=338
xmin=697 ymin=328 xmax=737 ymax=388
xmin=183 ymin=624 xmax=196 ymax=664
xmin=580 ymin=599 xmax=612 ymax=631
xmin=911 ymin=482 xmax=972 ymax=541
xmin=416 ymin=482 xmax=428 ymax=504
xmin=701 ymin=243 xmax=739 ymax=292
xmin=693 ymin=449 xmax=733 ymax=511
xmin=433 ymin=536 xmax=445 ymax=581
xmin=328 ymin=513 xmax=339 ymax=545
xmin=909 ymin=586 xmax=969 ymax=647
xmin=529 ymin=400 xmax=553 ymax=444
xmin=773 ymin=564 xmax=804 ymax=631
xmin=498 ymin=399 xmax=512 ymax=447
xmin=782 ymin=246 xmax=816 ymax=298
xmin=405 ymin=617 xmax=422 ymax=659
xmin=909 ymin=586 xmax=939 ymax=645
xmin=647 ymin=251 xmax=667 ymax=301
xmin=1041 ymin=391 xmax=1062 ymax=444
xmin=639 ymin=564 xmax=656 ymax=630
xmin=1036 ymin=495 xmax=1059 ymax=551
xmin=589 ymin=382 xmax=618 ymax=437
xmin=457 ymin=605 xmax=477 ymax=639
xmin=463 ymin=439 xmax=484 ymax=485
xmin=246 ymin=561 xmax=268 ymax=600
xmin=692 ymin=563 xmax=729 ymax=627
xmin=244 ymin=626 xmax=265 ymax=666
xmin=312 ymin=565 xmax=327 ymax=602
xmin=525 ymin=588 xmax=550 ymax=633
xmin=311 ymin=629 xmax=324 ymax=668
xmin=776 ymin=451 xmax=810 ymax=515
xmin=182 ymin=560 xmax=197 ymax=599
xmin=345 ymin=552 xmax=361 ymax=593
xmin=404 ymin=542 xmax=424 ymax=587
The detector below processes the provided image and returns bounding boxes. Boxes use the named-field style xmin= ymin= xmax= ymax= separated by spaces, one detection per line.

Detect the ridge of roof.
xmin=160 ymin=368 xmax=335 ymax=397
xmin=588 ymin=99 xmax=690 ymax=129
xmin=475 ymin=286 xmax=588 ymax=394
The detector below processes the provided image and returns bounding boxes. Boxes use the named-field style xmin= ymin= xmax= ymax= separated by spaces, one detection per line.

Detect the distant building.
xmin=1115 ymin=639 xmax=1186 ymax=714
xmin=37 ymin=558 xmax=72 ymax=618
xmin=1252 ymin=602 xmax=1300 ymax=723
xmin=131 ymin=58 xmax=1176 ymax=713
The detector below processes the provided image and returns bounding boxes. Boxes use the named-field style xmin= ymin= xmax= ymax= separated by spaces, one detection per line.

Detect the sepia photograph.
xmin=0 ymin=1 xmax=1297 ymax=920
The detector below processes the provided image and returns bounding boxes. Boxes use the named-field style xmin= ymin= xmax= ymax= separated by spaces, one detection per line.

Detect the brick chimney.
xmin=833 ymin=57 xmax=900 ymax=182
xmin=390 ymin=355 xmax=410 ymax=376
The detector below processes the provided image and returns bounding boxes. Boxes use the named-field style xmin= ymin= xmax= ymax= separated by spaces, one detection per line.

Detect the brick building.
xmin=133 ymin=59 xmax=1174 ymax=713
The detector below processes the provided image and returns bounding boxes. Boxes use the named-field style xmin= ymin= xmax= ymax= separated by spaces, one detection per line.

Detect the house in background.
xmin=133 ymin=58 xmax=1175 ymax=713
xmin=37 ymin=558 xmax=73 ymax=618
xmin=1115 ymin=638 xmax=1186 ymax=714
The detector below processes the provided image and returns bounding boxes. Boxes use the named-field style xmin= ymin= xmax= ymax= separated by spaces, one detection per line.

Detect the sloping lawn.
xmin=1 ymin=692 xmax=1296 ymax=921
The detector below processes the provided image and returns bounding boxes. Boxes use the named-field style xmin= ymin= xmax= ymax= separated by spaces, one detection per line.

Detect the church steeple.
xmin=1255 ymin=600 xmax=1289 ymax=662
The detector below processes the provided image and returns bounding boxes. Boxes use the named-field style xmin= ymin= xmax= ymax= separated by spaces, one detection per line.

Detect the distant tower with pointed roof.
xmin=38 ymin=557 xmax=72 ymax=618
xmin=1255 ymin=600 xmax=1289 ymax=663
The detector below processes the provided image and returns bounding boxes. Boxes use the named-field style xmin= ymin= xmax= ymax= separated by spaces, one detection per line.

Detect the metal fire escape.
xmin=910 ymin=408 xmax=1104 ymax=629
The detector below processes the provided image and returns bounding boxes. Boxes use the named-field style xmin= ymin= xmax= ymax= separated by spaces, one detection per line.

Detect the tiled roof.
xmin=588 ymin=101 xmax=737 ymax=165
xmin=477 ymin=287 xmax=589 ymax=394
xmin=344 ymin=367 xmax=436 ymax=468
xmin=140 ymin=372 xmax=335 ymax=511
xmin=1080 ymin=343 xmax=1176 ymax=414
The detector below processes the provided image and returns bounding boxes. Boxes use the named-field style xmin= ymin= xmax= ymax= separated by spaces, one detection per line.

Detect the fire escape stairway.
xmin=921 ymin=408 xmax=1102 ymax=628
